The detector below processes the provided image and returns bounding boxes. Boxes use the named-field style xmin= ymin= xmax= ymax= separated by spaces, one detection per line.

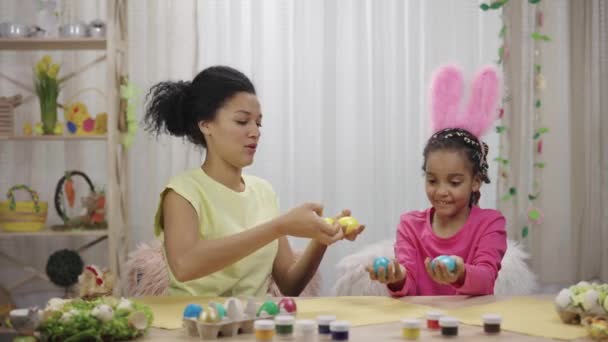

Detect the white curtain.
xmin=1 ymin=0 xmax=502 ymax=302
xmin=128 ymin=0 xmax=501 ymax=295
xmin=500 ymin=0 xmax=608 ymax=285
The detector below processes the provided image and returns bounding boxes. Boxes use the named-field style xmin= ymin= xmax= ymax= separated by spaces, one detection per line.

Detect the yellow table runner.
xmin=446 ymin=296 xmax=587 ymax=340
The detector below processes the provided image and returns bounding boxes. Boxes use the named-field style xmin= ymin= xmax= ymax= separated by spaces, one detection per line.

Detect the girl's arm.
xmin=162 ymin=190 xmax=337 ymax=282
xmin=388 ymin=220 xmax=420 ymax=297
xmin=451 ymin=216 xmax=507 ymax=295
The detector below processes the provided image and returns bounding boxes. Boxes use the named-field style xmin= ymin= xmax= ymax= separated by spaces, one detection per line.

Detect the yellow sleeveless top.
xmin=154 ymin=168 xmax=279 ymax=297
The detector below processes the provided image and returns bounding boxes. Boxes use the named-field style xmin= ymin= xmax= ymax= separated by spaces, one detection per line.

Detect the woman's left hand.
xmin=424 ymin=255 xmax=465 ymax=285
xmin=331 ymin=209 xmax=365 ymax=241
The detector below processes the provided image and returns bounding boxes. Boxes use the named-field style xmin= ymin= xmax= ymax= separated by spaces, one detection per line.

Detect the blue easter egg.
xmin=183 ymin=304 xmax=203 ymax=319
xmin=432 ymin=255 xmax=456 ymax=272
xmin=373 ymin=256 xmax=391 ymax=276
xmin=67 ymin=121 xmax=77 ymax=134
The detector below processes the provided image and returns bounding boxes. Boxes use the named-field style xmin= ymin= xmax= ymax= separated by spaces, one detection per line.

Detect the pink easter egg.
xmin=83 ymin=118 xmax=95 ymax=132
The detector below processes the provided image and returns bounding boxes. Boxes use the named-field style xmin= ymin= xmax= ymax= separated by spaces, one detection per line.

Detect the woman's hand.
xmin=278 ymin=203 xmax=342 ymax=245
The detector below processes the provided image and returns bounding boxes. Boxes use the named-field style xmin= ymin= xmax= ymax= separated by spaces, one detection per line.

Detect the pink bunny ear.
xmin=429 ymin=65 xmax=464 ymax=133
xmin=462 ymin=65 xmax=501 ymax=137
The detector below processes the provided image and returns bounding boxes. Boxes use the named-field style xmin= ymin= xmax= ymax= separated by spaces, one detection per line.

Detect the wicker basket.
xmin=0 ymin=185 xmax=48 ymax=232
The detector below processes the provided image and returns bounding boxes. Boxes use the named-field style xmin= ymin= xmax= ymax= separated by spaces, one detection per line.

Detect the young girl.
xmin=145 ymin=66 xmax=364 ymax=297
xmin=367 ymin=65 xmax=506 ymax=296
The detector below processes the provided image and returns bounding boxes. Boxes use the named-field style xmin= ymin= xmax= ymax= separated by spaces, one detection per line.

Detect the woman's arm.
xmin=163 ymin=190 xmax=338 ymax=282
xmin=271 ymin=209 xmax=365 ymax=296
xmin=271 ymin=237 xmax=328 ymax=296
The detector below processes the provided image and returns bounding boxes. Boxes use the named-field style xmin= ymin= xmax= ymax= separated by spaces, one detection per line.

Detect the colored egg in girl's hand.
xmin=373 ymin=256 xmax=391 ymax=276
xmin=432 ymin=255 xmax=456 ymax=272
xmin=337 ymin=216 xmax=359 ymax=235
xmin=278 ymin=297 xmax=297 ymax=315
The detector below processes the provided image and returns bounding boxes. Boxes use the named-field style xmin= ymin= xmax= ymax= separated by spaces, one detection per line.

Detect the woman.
xmin=145 ymin=66 xmax=364 ymax=297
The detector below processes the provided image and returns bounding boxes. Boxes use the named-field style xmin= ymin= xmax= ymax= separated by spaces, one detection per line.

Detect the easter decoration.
xmin=119 ymin=76 xmax=138 ymax=148
xmin=64 ymin=101 xmax=107 ymax=136
xmin=52 ymin=170 xmax=107 ymax=230
xmin=34 ymin=55 xmax=61 ymax=135
xmin=45 ymin=249 xmax=84 ymax=296
xmin=0 ymin=185 xmax=48 ymax=232
xmin=182 ymin=297 xmax=297 ymax=340
xmin=554 ymin=281 xmax=608 ymax=340
xmin=10 ymin=264 xmax=153 ymax=341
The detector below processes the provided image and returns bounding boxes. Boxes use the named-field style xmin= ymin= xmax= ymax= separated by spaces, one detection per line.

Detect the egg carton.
xmin=183 ymin=314 xmax=274 ymax=340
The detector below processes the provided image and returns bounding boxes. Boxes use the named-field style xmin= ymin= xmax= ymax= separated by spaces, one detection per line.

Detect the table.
xmin=144 ymin=295 xmax=592 ymax=341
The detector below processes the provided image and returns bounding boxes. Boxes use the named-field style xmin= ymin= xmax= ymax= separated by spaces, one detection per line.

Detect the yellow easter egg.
xmin=323 ymin=217 xmax=335 ymax=225
xmin=34 ymin=123 xmax=43 ymax=135
xmin=338 ymin=216 xmax=359 ymax=235
xmin=54 ymin=122 xmax=63 ymax=135
xmin=23 ymin=122 xmax=32 ymax=136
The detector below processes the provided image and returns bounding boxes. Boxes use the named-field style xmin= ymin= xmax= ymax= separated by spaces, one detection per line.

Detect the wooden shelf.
xmin=0 ymin=38 xmax=107 ymax=51
xmin=0 ymin=134 xmax=106 ymax=141
xmin=0 ymin=228 xmax=108 ymax=237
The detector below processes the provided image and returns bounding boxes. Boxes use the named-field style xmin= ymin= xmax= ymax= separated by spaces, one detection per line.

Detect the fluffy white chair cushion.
xmin=332 ymin=239 xmax=538 ymax=296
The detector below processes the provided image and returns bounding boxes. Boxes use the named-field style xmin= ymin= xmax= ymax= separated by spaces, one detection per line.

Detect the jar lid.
xmin=439 ymin=317 xmax=459 ymax=328
xmin=317 ymin=315 xmax=337 ymax=325
xmin=275 ymin=315 xmax=295 ymax=325
xmin=296 ymin=319 xmax=316 ymax=331
xmin=255 ymin=319 xmax=275 ymax=330
xmin=426 ymin=311 xmax=444 ymax=320
xmin=482 ymin=314 xmax=502 ymax=324
xmin=329 ymin=320 xmax=351 ymax=332
xmin=401 ymin=318 xmax=422 ymax=328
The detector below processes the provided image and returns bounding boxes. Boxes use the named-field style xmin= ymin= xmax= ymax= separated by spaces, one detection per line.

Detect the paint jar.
xmin=275 ymin=315 xmax=295 ymax=340
xmin=317 ymin=315 xmax=336 ymax=340
xmin=439 ymin=317 xmax=459 ymax=337
xmin=295 ymin=319 xmax=315 ymax=342
xmin=426 ymin=311 xmax=443 ymax=330
xmin=330 ymin=320 xmax=350 ymax=341
xmin=401 ymin=318 xmax=421 ymax=340
xmin=255 ymin=319 xmax=275 ymax=341
xmin=482 ymin=314 xmax=502 ymax=334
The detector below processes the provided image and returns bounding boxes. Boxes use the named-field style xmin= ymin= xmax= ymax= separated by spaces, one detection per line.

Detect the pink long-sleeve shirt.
xmin=389 ymin=206 xmax=507 ymax=297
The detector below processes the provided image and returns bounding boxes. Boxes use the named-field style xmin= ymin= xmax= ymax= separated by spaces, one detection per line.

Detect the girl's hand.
xmin=424 ymin=255 xmax=465 ymax=285
xmin=365 ymin=258 xmax=406 ymax=286
xmin=278 ymin=203 xmax=342 ymax=245
xmin=331 ymin=209 xmax=366 ymax=241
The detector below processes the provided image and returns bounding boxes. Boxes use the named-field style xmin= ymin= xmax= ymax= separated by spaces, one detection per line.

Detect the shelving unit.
xmin=0 ymin=0 xmax=129 ymax=297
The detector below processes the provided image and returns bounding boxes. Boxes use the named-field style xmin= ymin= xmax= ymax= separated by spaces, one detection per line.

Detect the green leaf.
xmin=538 ymin=127 xmax=549 ymax=134
xmin=499 ymin=25 xmax=506 ymax=38
xmin=480 ymin=3 xmax=490 ymax=11
xmin=522 ymin=226 xmax=529 ymax=238
xmin=496 ymin=126 xmax=506 ymax=133
xmin=501 ymin=194 xmax=512 ymax=201
xmin=531 ymin=32 xmax=552 ymax=41
xmin=533 ymin=132 xmax=541 ymax=140
xmin=535 ymin=64 xmax=542 ymax=73
xmin=535 ymin=99 xmax=542 ymax=108
xmin=528 ymin=209 xmax=541 ymax=221
xmin=528 ymin=194 xmax=536 ymax=201
xmin=534 ymin=162 xmax=546 ymax=168
xmin=490 ymin=1 xmax=503 ymax=9
xmin=509 ymin=187 xmax=517 ymax=195
xmin=529 ymin=0 xmax=541 ymax=3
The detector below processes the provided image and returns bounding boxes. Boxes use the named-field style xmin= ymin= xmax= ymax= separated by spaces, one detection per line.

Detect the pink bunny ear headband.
xmin=427 ymin=64 xmax=501 ymax=184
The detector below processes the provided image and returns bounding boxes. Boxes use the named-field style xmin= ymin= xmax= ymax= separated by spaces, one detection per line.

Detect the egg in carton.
xmin=183 ymin=297 xmax=288 ymax=340
xmin=554 ymin=281 xmax=608 ymax=324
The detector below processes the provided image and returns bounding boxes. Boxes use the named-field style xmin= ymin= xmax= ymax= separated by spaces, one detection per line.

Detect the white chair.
xmin=332 ymin=239 xmax=538 ymax=296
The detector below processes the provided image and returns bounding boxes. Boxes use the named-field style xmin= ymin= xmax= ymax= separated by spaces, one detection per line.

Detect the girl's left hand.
xmin=332 ymin=209 xmax=365 ymax=241
xmin=424 ymin=255 xmax=465 ymax=285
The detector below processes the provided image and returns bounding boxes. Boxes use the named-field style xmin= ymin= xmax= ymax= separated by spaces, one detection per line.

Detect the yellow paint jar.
xmin=401 ymin=318 xmax=421 ymax=340
xmin=255 ymin=319 xmax=275 ymax=341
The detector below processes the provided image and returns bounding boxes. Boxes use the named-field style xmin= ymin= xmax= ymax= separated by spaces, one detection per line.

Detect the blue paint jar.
xmin=330 ymin=320 xmax=351 ymax=341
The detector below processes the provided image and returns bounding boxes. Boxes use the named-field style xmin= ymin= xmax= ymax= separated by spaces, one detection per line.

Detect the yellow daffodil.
xmin=48 ymin=64 xmax=60 ymax=79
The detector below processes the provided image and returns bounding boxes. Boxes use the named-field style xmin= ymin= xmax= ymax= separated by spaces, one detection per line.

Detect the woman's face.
xmin=200 ymin=92 xmax=263 ymax=169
